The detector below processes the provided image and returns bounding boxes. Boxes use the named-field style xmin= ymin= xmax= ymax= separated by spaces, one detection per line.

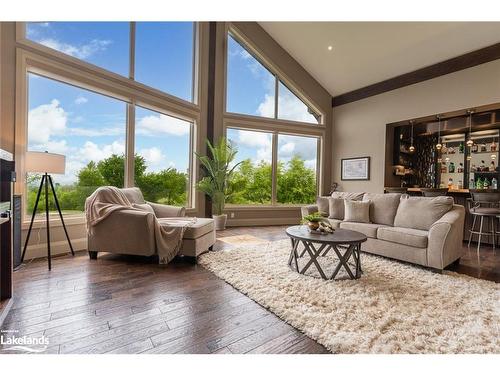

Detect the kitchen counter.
xmin=406 ymin=188 xmax=470 ymax=194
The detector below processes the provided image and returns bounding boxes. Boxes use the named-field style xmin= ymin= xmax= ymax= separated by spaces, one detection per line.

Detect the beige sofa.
xmin=87 ymin=188 xmax=216 ymax=262
xmin=301 ymin=192 xmax=465 ymax=271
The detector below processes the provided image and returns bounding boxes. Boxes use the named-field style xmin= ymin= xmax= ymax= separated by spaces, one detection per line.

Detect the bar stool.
xmin=467 ymin=189 xmax=500 ymax=254
xmin=420 ymin=188 xmax=449 ymax=197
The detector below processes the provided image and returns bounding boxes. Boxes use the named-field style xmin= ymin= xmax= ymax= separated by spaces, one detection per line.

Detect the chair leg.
xmin=491 ymin=216 xmax=496 ymax=251
xmin=88 ymin=251 xmax=98 ymax=260
xmin=468 ymin=215 xmax=477 ymax=248
xmin=477 ymin=216 xmax=484 ymax=255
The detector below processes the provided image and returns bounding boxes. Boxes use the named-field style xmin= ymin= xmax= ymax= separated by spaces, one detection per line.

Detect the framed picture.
xmin=341 ymin=156 xmax=370 ymax=181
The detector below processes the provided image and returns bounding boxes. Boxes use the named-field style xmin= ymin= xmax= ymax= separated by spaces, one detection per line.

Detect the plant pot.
xmin=213 ymin=214 xmax=228 ymax=231
xmin=307 ymin=221 xmax=320 ymax=231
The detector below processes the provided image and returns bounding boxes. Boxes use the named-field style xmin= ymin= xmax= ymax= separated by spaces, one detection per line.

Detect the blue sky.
xmin=26 ymin=22 xmax=316 ymax=186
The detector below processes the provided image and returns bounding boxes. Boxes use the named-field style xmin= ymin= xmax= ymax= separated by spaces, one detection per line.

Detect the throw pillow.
xmin=393 ymin=196 xmax=454 ymax=231
xmin=343 ymin=200 xmax=371 ymax=223
xmin=328 ymin=197 xmax=345 ymax=219
xmin=331 ymin=191 xmax=364 ymax=201
xmin=363 ymin=193 xmax=401 ymax=226
xmin=316 ymin=196 xmax=330 ymax=217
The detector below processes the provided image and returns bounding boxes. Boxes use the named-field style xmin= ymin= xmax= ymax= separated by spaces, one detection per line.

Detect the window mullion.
xmin=125 ymin=103 xmax=135 ymax=188
xmin=271 ymin=131 xmax=278 ymax=205
xmin=274 ymin=76 xmax=279 ymax=120
xmin=129 ymin=22 xmax=136 ymax=80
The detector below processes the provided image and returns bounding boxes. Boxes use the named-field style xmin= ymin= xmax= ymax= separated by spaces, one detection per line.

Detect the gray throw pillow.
xmin=363 ymin=193 xmax=401 ymax=226
xmin=393 ymin=196 xmax=454 ymax=231
xmin=316 ymin=196 xmax=330 ymax=217
xmin=343 ymin=200 xmax=371 ymax=223
xmin=328 ymin=197 xmax=345 ymax=219
xmin=331 ymin=191 xmax=364 ymax=201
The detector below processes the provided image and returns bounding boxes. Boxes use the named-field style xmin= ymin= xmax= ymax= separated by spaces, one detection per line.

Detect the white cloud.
xmin=276 ymin=90 xmax=318 ymax=123
xmin=68 ymin=127 xmax=124 ymax=137
xmin=279 ymin=142 xmax=295 ymax=155
xmin=139 ymin=147 xmax=166 ymax=167
xmin=30 ymin=140 xmax=69 ymax=155
xmin=234 ymin=130 xmax=272 ymax=164
xmin=38 ymin=38 xmax=111 ymax=59
xmin=257 ymin=93 xmax=275 ymax=118
xmin=74 ymin=96 xmax=88 ymax=105
xmin=28 ymin=99 xmax=67 ymax=145
xmin=136 ymin=113 xmax=190 ymax=137
xmin=77 ymin=140 xmax=125 ymax=162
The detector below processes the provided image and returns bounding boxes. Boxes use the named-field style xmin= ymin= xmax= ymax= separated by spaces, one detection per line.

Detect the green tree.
xmin=277 ymin=156 xmax=316 ymax=204
xmin=137 ymin=168 xmax=188 ymax=205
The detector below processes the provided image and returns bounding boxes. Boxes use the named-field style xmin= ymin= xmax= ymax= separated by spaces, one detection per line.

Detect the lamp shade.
xmin=25 ymin=151 xmax=65 ymax=174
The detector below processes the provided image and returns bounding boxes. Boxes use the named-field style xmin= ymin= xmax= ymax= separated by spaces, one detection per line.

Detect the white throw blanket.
xmin=85 ymin=186 xmax=196 ymax=264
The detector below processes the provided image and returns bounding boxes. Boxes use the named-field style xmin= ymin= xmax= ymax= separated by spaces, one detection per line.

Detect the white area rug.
xmin=199 ymin=239 xmax=500 ymax=353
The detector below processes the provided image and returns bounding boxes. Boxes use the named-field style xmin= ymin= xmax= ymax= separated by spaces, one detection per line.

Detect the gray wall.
xmin=332 ymin=59 xmax=500 ymax=193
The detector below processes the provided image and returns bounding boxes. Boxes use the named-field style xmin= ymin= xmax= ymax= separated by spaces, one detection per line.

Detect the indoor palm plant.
xmin=195 ymin=137 xmax=241 ymax=230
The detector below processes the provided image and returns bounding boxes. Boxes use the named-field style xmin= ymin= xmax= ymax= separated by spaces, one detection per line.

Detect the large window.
xmin=25 ymin=22 xmax=197 ymax=103
xmin=26 ymin=22 xmax=130 ymax=76
xmin=226 ymin=32 xmax=321 ymax=124
xmin=135 ymin=106 xmax=192 ymax=206
xmin=135 ymin=22 xmax=195 ymax=102
xmin=277 ymin=134 xmax=318 ymax=204
xmin=26 ymin=73 xmax=127 ymax=216
xmin=226 ymin=128 xmax=319 ymax=205
xmin=226 ymin=128 xmax=273 ymax=204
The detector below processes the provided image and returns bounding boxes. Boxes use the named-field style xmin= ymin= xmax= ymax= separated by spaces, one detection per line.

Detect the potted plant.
xmin=195 ymin=137 xmax=241 ymax=230
xmin=301 ymin=212 xmax=334 ymax=233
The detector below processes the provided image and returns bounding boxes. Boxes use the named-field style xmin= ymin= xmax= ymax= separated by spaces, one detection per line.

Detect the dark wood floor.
xmin=1 ymin=225 xmax=498 ymax=354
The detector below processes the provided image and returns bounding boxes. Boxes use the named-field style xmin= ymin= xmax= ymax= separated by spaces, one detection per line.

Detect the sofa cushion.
xmin=316 ymin=196 xmax=330 ymax=217
xmin=331 ymin=191 xmax=364 ymax=201
xmin=328 ymin=197 xmax=345 ymax=220
xmin=344 ymin=200 xmax=370 ymax=223
xmin=121 ymin=187 xmax=145 ymax=204
xmin=377 ymin=227 xmax=428 ymax=248
xmin=339 ymin=222 xmax=388 ymax=238
xmin=327 ymin=218 xmax=343 ymax=229
xmin=363 ymin=193 xmax=401 ymax=226
xmin=182 ymin=218 xmax=214 ymax=239
xmin=393 ymin=196 xmax=454 ymax=231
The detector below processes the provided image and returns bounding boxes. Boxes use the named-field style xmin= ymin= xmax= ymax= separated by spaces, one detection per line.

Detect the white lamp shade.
xmin=25 ymin=151 xmax=66 ymax=174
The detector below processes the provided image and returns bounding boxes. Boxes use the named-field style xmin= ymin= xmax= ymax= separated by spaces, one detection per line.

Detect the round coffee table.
xmin=285 ymin=225 xmax=367 ymax=280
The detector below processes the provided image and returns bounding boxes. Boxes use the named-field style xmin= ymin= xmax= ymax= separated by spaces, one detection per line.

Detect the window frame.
xmin=224 ymin=27 xmax=324 ymax=126
xmin=15 ymin=30 xmax=201 ymax=226
xmin=224 ymin=119 xmax=323 ymax=208
xmin=18 ymin=22 xmax=200 ymax=106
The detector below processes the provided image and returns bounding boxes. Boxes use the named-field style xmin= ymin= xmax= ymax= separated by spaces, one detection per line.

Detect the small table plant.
xmin=301 ymin=212 xmax=334 ymax=234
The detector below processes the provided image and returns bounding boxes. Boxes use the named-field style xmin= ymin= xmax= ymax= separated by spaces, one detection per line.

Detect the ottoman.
xmin=178 ymin=217 xmax=216 ymax=260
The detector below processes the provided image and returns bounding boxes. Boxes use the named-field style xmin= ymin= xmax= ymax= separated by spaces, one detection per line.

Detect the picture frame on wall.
xmin=341 ymin=156 xmax=370 ymax=181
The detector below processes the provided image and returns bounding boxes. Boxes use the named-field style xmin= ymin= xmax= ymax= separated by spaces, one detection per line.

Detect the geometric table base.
xmin=288 ymin=237 xmax=362 ymax=280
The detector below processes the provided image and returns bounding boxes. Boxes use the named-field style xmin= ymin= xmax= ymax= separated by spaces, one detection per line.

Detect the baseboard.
xmin=23 ymin=237 xmax=87 ymax=260
xmin=0 ymin=298 xmax=13 ymax=327
xmin=227 ymin=217 xmax=300 ymax=227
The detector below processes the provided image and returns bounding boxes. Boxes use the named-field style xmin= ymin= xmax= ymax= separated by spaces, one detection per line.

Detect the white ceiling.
xmin=259 ymin=22 xmax=500 ymax=96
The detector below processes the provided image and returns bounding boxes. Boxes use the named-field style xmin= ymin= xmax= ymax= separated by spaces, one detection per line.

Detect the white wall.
xmin=332 ymin=59 xmax=500 ymax=193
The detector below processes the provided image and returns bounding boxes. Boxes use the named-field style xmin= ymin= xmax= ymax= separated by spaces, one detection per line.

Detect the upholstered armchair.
xmin=87 ymin=187 xmax=215 ymax=261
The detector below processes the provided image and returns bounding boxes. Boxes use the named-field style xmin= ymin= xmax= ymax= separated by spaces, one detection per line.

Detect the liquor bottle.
xmin=471 ymin=164 xmax=477 ymax=172
xmin=459 ymin=142 xmax=464 ymax=154
xmin=476 ymin=177 xmax=483 ymax=189
xmin=458 ymin=180 xmax=463 ymax=189
xmin=492 ymin=177 xmax=498 ymax=190
xmin=472 ymin=143 xmax=478 ymax=153
xmin=448 ymin=162 xmax=455 ymax=173
xmin=491 ymin=141 xmax=497 ymax=152
xmin=484 ymin=178 xmax=490 ymax=189
xmin=480 ymin=160 xmax=486 ymax=171
xmin=480 ymin=143 xmax=487 ymax=152
xmin=469 ymin=177 xmax=475 ymax=189
xmin=457 ymin=163 xmax=464 ymax=173
xmin=447 ymin=178 xmax=453 ymax=189
xmin=490 ymin=161 xmax=496 ymax=172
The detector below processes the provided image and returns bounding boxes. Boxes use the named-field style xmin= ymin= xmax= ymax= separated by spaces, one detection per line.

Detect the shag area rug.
xmin=199 ymin=239 xmax=500 ymax=354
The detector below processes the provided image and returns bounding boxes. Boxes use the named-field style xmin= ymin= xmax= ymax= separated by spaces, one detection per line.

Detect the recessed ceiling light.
xmin=327 ymin=45 xmax=333 ymax=51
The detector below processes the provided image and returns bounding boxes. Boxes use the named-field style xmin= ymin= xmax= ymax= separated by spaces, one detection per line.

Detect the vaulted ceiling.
xmin=259 ymin=22 xmax=500 ymax=96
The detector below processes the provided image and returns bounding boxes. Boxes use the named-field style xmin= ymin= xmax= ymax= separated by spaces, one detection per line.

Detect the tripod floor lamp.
xmin=21 ymin=151 xmax=74 ymax=270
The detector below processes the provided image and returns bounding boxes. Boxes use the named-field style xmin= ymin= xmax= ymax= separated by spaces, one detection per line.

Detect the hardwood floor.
xmin=1 ymin=225 xmax=498 ymax=354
